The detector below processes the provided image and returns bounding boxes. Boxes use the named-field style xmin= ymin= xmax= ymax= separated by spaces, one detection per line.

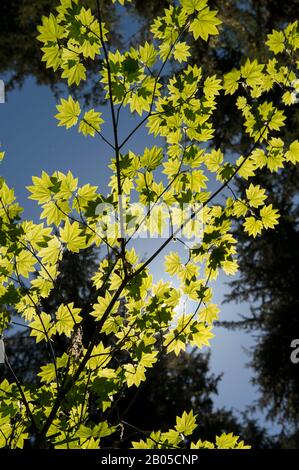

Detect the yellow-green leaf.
xmin=55 ymin=96 xmax=81 ymax=129
xmin=79 ymin=109 xmax=104 ymax=137
xmin=175 ymin=410 xmax=197 ymax=436
xmin=243 ymin=216 xmax=263 ymax=237
xmin=260 ymin=204 xmax=280 ymax=229
xmin=189 ymin=7 xmax=222 ymax=41
xmin=286 ymin=140 xmax=299 ymax=164
xmin=266 ymin=30 xmax=285 ymax=54
xmin=60 ymin=219 xmax=85 ymax=252
xmin=245 ymin=184 xmax=267 ymax=208
xmin=56 ymin=302 xmax=82 ymax=337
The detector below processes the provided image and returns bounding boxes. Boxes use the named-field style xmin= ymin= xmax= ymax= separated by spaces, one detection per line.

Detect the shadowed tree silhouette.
xmin=223 ymin=165 xmax=299 ymax=445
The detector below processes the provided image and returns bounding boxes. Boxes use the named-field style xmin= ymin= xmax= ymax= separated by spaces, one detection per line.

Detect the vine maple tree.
xmin=0 ymin=0 xmax=298 ymax=449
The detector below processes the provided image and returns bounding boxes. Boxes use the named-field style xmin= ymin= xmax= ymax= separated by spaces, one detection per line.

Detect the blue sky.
xmin=0 ymin=73 xmax=279 ymax=434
